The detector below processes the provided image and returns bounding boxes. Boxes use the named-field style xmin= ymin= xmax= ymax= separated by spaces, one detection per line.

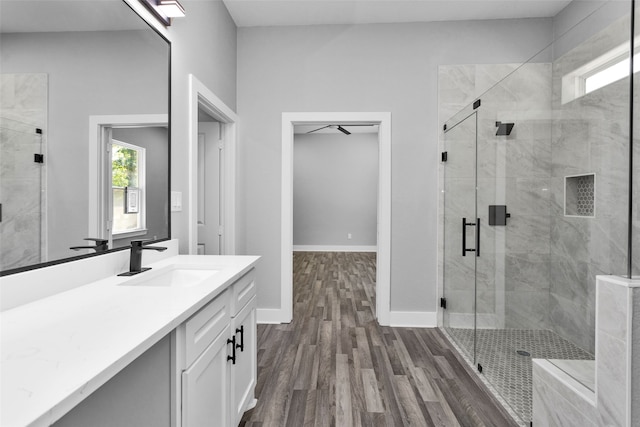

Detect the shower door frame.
xmin=442 ymin=109 xmax=481 ymax=364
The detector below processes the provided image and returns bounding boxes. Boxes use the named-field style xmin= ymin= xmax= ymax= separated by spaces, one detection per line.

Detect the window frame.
xmin=110 ymin=139 xmax=147 ymax=238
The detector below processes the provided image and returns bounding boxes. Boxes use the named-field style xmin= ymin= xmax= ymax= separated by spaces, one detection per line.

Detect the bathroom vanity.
xmin=1 ymin=254 xmax=259 ymax=427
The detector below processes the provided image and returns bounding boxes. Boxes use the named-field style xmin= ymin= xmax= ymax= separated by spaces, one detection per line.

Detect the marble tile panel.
xmin=550 ymin=216 xmax=590 ymax=261
xmin=505 ymin=252 xmax=550 ymax=292
xmin=505 ymin=214 xmax=550 ymax=254
xmin=597 ymin=281 xmax=628 ymax=341
xmin=444 ymin=289 xmax=475 ymax=314
xmin=532 ymin=374 xmax=597 ymax=427
xmin=476 ymin=289 xmax=496 ymax=315
xmin=505 ymin=290 xmax=549 ymax=330
xmin=549 ymin=292 xmax=595 ymax=354
xmin=443 ymin=253 xmax=475 ymax=292
xmin=548 ymin=256 xmax=590 ymax=302
xmin=548 ymin=359 xmax=595 ymax=392
xmin=442 ymin=177 xmax=476 ymax=217
xmin=506 ymin=178 xmax=551 ymax=217
xmin=438 ymin=65 xmax=476 ymax=118
xmin=596 ymin=331 xmax=627 ymax=427
xmin=595 ymin=171 xmax=631 ymax=221
xmin=532 ymin=361 xmax=598 ymax=427
xmin=550 ymin=119 xmax=592 ymax=176
xmin=588 ymin=218 xmax=629 ymax=275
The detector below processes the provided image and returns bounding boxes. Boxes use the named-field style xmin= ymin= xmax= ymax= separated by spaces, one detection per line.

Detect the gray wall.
xmin=168 ymin=1 xmax=237 ymax=254
xmin=293 ymin=132 xmax=378 ymax=247
xmin=0 ymin=29 xmax=167 ymax=261
xmin=237 ymin=19 xmax=554 ymax=312
xmin=112 ymin=127 xmax=169 ymax=247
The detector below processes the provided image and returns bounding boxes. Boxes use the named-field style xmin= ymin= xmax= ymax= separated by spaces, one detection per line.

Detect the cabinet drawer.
xmin=183 ymin=289 xmax=230 ymax=367
xmin=230 ymin=269 xmax=256 ymax=316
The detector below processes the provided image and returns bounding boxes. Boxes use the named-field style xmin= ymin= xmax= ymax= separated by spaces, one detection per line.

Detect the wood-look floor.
xmin=239 ymin=252 xmax=518 ymax=427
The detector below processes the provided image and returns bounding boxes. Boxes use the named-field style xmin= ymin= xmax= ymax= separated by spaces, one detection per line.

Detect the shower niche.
xmin=564 ymin=174 xmax=595 ymax=218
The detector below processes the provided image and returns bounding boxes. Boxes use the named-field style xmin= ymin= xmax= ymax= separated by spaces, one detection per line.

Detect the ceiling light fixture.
xmin=337 ymin=125 xmax=351 ymax=135
xmin=139 ymin=0 xmax=185 ymax=26
xmin=157 ymin=0 xmax=186 ymax=18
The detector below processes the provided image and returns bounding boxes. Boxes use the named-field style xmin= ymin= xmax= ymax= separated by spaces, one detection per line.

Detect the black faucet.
xmin=70 ymin=238 xmax=109 ymax=253
xmin=118 ymin=239 xmax=167 ymax=276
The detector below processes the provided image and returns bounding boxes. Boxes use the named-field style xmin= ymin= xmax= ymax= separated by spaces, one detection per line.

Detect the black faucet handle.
xmin=130 ymin=239 xmax=151 ymax=247
xmin=84 ymin=238 xmax=108 ymax=244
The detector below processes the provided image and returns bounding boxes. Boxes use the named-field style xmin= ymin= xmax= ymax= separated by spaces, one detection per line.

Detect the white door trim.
xmin=280 ymin=112 xmax=392 ymax=325
xmin=188 ymin=74 xmax=237 ymax=255
xmin=88 ymin=114 xmax=168 ymax=241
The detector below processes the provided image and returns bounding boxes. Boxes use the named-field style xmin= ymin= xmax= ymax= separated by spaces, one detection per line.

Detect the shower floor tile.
xmin=445 ymin=328 xmax=594 ymax=424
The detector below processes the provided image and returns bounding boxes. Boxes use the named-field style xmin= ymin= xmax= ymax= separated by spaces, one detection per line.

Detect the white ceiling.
xmin=222 ymin=0 xmax=573 ymax=28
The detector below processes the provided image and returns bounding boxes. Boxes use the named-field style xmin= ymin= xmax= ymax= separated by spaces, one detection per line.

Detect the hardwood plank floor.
xmin=240 ymin=252 xmax=518 ymax=427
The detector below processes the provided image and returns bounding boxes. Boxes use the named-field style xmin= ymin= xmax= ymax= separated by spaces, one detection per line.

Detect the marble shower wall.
xmin=0 ymin=74 xmax=47 ymax=270
xmin=439 ymin=11 xmax=635 ymax=355
xmin=477 ymin=63 xmax=553 ymax=331
xmin=549 ymin=14 xmax=632 ymax=353
xmin=439 ymin=63 xmax=553 ymax=330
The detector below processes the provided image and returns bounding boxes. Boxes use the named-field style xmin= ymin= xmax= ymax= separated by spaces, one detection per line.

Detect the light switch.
xmin=171 ymin=191 xmax=182 ymax=212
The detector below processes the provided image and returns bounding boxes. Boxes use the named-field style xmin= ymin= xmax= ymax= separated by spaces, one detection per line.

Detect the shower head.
xmin=496 ymin=121 xmax=514 ymax=136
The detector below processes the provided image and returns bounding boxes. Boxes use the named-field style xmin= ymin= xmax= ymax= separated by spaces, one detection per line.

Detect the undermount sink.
xmin=120 ymin=265 xmax=220 ymax=288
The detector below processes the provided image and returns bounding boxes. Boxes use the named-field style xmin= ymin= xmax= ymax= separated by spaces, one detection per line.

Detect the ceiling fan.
xmin=306 ymin=124 xmax=376 ymax=135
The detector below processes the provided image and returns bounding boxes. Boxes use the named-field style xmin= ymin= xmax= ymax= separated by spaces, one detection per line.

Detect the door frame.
xmin=188 ymin=74 xmax=237 ymax=255
xmin=281 ymin=112 xmax=392 ymax=325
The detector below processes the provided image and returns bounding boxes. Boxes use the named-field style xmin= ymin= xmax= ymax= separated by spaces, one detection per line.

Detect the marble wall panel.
xmin=0 ymin=74 xmax=47 ymax=270
xmin=549 ymin=14 xmax=633 ymax=353
xmin=549 ymin=292 xmax=595 ymax=352
xmin=505 ymin=253 xmax=551 ymax=292
xmin=532 ymin=361 xmax=599 ymax=427
xmin=505 ymin=290 xmax=549 ymax=329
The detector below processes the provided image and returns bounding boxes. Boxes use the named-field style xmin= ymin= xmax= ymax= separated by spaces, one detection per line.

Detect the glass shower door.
xmin=442 ymin=111 xmax=479 ymax=361
xmin=0 ymin=118 xmax=44 ymax=270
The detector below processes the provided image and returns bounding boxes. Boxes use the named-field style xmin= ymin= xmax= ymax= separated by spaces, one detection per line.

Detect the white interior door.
xmin=197 ymin=121 xmax=222 ymax=255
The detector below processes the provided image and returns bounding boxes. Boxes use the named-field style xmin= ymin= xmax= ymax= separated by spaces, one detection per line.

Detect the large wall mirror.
xmin=0 ymin=0 xmax=171 ymax=275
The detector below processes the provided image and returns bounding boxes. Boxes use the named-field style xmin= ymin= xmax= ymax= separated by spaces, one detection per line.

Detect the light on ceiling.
xmin=157 ymin=0 xmax=186 ymax=18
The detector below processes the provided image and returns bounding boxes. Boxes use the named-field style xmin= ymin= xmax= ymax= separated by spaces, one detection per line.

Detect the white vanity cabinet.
xmin=175 ymin=268 xmax=257 ymax=427
xmin=229 ymin=271 xmax=258 ymax=426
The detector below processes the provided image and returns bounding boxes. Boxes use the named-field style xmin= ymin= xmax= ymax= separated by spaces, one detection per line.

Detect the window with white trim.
xmin=111 ymin=140 xmax=146 ymax=236
xmin=562 ymin=42 xmax=638 ymax=104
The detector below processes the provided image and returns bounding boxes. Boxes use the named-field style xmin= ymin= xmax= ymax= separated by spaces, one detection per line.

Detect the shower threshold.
xmin=441 ymin=327 xmax=594 ymax=425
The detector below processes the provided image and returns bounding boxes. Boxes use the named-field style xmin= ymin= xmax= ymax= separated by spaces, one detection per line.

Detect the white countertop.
xmin=1 ymin=255 xmax=259 ymax=427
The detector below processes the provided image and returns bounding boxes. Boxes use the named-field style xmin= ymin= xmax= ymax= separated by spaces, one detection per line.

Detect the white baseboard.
xmin=257 ymin=308 xmax=437 ymax=328
xmin=257 ymin=308 xmax=290 ymax=324
xmin=388 ymin=310 xmax=437 ymax=327
xmin=293 ymin=245 xmax=377 ymax=252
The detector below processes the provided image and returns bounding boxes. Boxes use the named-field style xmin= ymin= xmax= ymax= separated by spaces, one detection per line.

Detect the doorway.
xmin=188 ymin=74 xmax=237 ymax=255
xmin=281 ymin=112 xmax=391 ymax=325
xmin=196 ymin=114 xmax=222 ymax=255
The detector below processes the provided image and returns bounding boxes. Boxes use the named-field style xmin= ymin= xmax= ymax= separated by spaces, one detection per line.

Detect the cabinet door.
xmin=182 ymin=325 xmax=232 ymax=427
xmin=230 ymin=296 xmax=257 ymax=426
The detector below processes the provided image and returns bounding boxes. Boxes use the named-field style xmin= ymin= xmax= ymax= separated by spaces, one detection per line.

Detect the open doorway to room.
xmin=281 ymin=112 xmax=391 ymax=326
xmin=292 ymin=124 xmax=379 ymax=321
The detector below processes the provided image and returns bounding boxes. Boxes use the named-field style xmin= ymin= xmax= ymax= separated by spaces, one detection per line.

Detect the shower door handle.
xmin=475 ymin=218 xmax=480 ymax=257
xmin=462 ymin=217 xmax=480 ymax=257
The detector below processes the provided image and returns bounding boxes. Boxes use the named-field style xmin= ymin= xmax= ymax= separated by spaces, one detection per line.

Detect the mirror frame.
xmin=0 ymin=0 xmax=172 ymax=277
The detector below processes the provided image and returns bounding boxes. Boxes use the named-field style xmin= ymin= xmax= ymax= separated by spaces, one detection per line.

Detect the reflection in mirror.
xmin=0 ymin=0 xmax=170 ymax=274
